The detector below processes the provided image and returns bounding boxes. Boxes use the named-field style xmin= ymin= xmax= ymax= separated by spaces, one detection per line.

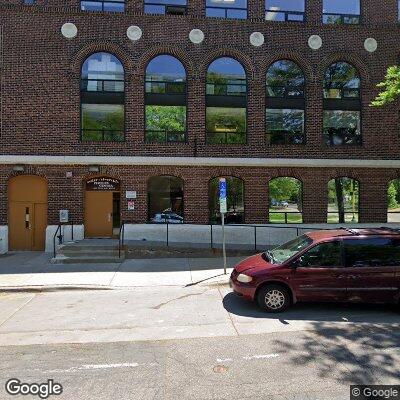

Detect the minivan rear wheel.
xmin=257 ymin=284 xmax=290 ymax=313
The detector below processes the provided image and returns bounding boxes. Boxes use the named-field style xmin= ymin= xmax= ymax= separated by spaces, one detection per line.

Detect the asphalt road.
xmin=0 ymin=285 xmax=399 ymax=400
xmin=1 ymin=325 xmax=399 ymax=400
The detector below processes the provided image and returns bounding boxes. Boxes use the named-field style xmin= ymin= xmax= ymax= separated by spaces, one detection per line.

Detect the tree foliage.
xmin=371 ymin=66 xmax=400 ymax=107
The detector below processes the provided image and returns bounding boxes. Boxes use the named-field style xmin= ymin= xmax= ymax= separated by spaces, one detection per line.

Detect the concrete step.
xmin=58 ymin=249 xmax=122 ymax=257
xmin=51 ymin=255 xmax=124 ymax=264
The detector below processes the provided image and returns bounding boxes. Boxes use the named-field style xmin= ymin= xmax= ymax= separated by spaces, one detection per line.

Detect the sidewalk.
xmin=0 ymin=252 xmax=246 ymax=290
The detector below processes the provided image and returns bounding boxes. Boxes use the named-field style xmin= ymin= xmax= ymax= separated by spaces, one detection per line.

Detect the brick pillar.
xmin=359 ymin=179 xmax=388 ymax=223
xmin=302 ymin=173 xmax=327 ymax=223
xmin=187 ymin=76 xmax=203 ymax=155
xmin=187 ymin=0 xmax=205 ymax=17
xmin=245 ymin=174 xmax=268 ymax=224
xmin=127 ymin=0 xmax=142 ymax=14
xmin=248 ymin=0 xmax=264 ymax=19
xmin=247 ymin=76 xmax=265 ymax=150
xmin=184 ymin=173 xmax=209 ymax=224
xmin=306 ymin=0 xmax=322 ymax=24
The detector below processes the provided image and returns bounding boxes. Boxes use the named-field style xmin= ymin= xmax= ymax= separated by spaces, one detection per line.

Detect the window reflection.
xmin=206 ymin=0 xmax=247 ymax=19
xmin=323 ymin=110 xmax=361 ymax=145
xmin=265 ymin=0 xmax=305 ymax=21
xmin=266 ymin=109 xmax=304 ymax=145
xmin=323 ymin=0 xmax=360 ymax=24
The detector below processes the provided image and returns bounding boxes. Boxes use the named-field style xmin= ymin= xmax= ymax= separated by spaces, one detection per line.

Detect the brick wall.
xmin=0 ymin=1 xmax=399 ymax=159
xmin=0 ymin=165 xmax=398 ymax=225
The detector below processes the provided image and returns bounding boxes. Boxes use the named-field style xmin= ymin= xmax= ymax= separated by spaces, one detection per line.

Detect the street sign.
xmin=219 ymin=178 xmax=227 ymax=274
xmin=219 ymin=178 xmax=227 ymax=214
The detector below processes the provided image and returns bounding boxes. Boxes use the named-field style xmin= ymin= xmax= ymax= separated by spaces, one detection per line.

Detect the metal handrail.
xmin=53 ymin=224 xmax=62 ymax=258
xmin=119 ymin=221 xmax=126 ymax=259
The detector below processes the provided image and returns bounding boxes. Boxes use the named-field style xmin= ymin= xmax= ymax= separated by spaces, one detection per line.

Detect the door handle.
xmin=108 ymin=213 xmax=112 ymax=222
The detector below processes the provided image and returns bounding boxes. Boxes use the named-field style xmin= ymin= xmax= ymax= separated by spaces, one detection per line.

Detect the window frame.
xmin=294 ymin=240 xmax=344 ymax=268
xmin=80 ymin=0 xmax=125 ymax=12
xmin=205 ymin=0 xmax=248 ymax=20
xmin=265 ymin=0 xmax=306 ymax=22
xmin=144 ymin=54 xmax=188 ymax=144
xmin=144 ymin=0 xmax=187 ymax=15
xmin=205 ymin=57 xmax=248 ymax=145
xmin=322 ymin=0 xmax=361 ymax=25
xmin=323 ymin=61 xmax=362 ymax=147
xmin=80 ymin=52 xmax=126 ymax=143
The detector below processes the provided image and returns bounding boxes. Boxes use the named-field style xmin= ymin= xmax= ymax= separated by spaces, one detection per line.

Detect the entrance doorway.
xmin=8 ymin=175 xmax=48 ymax=251
xmin=84 ymin=177 xmax=120 ymax=238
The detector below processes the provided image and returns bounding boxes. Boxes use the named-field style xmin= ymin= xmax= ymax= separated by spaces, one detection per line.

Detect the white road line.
xmin=42 ymin=363 xmax=139 ymax=373
xmin=242 ymin=354 xmax=280 ymax=360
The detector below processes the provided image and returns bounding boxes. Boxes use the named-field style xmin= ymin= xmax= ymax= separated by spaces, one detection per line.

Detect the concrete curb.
xmin=0 ymin=285 xmax=115 ymax=293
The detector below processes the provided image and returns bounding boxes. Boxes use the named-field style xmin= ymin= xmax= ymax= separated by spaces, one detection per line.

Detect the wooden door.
xmin=9 ymin=176 xmax=48 ymax=251
xmin=85 ymin=191 xmax=113 ymax=238
xmin=9 ymin=202 xmax=33 ymax=250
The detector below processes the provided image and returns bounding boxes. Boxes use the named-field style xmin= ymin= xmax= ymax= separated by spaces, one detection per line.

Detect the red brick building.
xmin=0 ymin=0 xmax=399 ymax=251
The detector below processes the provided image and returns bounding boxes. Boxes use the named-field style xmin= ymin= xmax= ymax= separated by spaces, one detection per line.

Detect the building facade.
xmin=0 ymin=0 xmax=400 ymax=251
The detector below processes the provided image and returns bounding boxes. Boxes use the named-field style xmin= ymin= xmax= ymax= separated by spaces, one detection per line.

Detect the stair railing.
xmin=119 ymin=221 xmax=126 ymax=259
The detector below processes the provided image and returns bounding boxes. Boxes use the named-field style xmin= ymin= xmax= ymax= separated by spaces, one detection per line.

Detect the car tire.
xmin=257 ymin=284 xmax=291 ymax=313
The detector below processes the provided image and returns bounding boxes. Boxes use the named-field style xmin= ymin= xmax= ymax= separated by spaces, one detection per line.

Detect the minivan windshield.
xmin=266 ymin=234 xmax=313 ymax=264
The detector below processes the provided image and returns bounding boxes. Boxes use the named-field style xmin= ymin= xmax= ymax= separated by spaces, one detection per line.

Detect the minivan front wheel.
xmin=257 ymin=285 xmax=290 ymax=313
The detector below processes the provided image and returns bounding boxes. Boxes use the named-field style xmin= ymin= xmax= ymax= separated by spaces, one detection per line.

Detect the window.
xmin=387 ymin=180 xmax=400 ymax=222
xmin=269 ymin=177 xmax=302 ymax=223
xmin=268 ymin=235 xmax=313 ymax=264
xmin=148 ymin=176 xmax=184 ymax=222
xmin=323 ymin=62 xmax=361 ymax=146
xmin=265 ymin=0 xmax=305 ymax=22
xmin=298 ymin=241 xmax=342 ymax=267
xmin=81 ymin=0 xmax=124 ymax=12
xmin=323 ymin=0 xmax=360 ymax=24
xmin=23 ymin=0 xmax=36 ymax=4
xmin=266 ymin=60 xmax=305 ymax=145
xmin=327 ymin=178 xmax=359 ymax=223
xmin=145 ymin=55 xmax=187 ymax=143
xmin=209 ymin=177 xmax=244 ymax=224
xmin=144 ymin=0 xmax=187 ymax=15
xmin=206 ymin=0 xmax=247 ymax=19
xmin=81 ymin=53 xmax=124 ymax=142
xmin=206 ymin=58 xmax=247 ymax=144
xmin=344 ymin=238 xmax=400 ymax=267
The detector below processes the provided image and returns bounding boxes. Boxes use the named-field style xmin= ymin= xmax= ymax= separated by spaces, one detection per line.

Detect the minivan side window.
xmin=344 ymin=238 xmax=397 ymax=267
xmin=298 ymin=241 xmax=342 ymax=267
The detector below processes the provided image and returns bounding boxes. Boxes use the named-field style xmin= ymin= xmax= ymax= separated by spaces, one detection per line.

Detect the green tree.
xmin=371 ymin=66 xmax=400 ymax=106
xmin=269 ymin=178 xmax=301 ymax=204
xmin=388 ymin=182 xmax=398 ymax=209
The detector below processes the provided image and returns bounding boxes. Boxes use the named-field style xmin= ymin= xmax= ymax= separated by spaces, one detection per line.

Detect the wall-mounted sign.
xmin=126 ymin=191 xmax=137 ymax=199
xmin=86 ymin=177 xmax=120 ymax=191
xmin=128 ymin=201 xmax=135 ymax=211
xmin=59 ymin=210 xmax=69 ymax=223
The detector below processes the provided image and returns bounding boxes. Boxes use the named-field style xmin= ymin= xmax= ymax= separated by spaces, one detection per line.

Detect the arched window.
xmin=387 ymin=180 xmax=400 ymax=222
xmin=327 ymin=177 xmax=359 ymax=223
xmin=266 ymin=60 xmax=305 ymax=145
xmin=145 ymin=55 xmax=187 ymax=143
xmin=323 ymin=62 xmax=361 ymax=146
xmin=269 ymin=177 xmax=302 ymax=223
xmin=81 ymin=52 xmax=124 ymax=142
xmin=209 ymin=177 xmax=244 ymax=224
xmin=145 ymin=0 xmax=186 ymax=15
xmin=265 ymin=0 xmax=305 ymax=22
xmin=323 ymin=0 xmax=360 ymax=24
xmin=81 ymin=0 xmax=124 ymax=12
xmin=148 ymin=176 xmax=184 ymax=223
xmin=206 ymin=58 xmax=247 ymax=144
xmin=206 ymin=0 xmax=247 ymax=19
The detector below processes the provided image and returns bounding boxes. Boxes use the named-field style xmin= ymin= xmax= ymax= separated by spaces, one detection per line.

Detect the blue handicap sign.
xmin=219 ymin=179 xmax=227 ymax=199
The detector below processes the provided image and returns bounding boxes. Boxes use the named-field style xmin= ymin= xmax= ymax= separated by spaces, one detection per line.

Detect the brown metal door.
xmin=9 ymin=202 xmax=33 ymax=250
xmin=9 ymin=175 xmax=48 ymax=251
xmin=85 ymin=191 xmax=113 ymax=238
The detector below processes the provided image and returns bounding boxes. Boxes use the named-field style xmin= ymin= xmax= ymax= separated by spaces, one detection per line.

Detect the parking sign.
xmin=219 ymin=178 xmax=227 ymax=214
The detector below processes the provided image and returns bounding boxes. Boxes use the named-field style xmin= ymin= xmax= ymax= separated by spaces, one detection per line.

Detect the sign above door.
xmin=86 ymin=177 xmax=120 ymax=191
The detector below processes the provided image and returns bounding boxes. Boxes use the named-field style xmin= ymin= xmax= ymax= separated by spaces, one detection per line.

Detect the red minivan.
xmin=230 ymin=228 xmax=400 ymax=312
